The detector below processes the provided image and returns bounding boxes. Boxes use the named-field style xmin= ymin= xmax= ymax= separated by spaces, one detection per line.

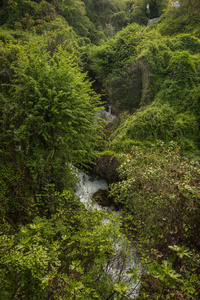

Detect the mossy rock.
xmin=92 ymin=189 xmax=111 ymax=207
xmin=93 ymin=155 xmax=120 ymax=184
xmin=92 ymin=189 xmax=119 ymax=209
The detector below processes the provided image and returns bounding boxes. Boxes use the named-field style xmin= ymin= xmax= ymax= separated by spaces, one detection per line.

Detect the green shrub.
xmin=110 ymin=141 xmax=200 ymax=298
xmin=109 ymin=104 xmax=199 ymax=152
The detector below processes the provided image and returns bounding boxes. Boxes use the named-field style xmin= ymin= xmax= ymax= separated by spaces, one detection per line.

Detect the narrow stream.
xmin=73 ymin=169 xmax=141 ymax=299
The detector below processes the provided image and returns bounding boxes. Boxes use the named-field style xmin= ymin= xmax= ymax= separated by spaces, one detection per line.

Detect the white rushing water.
xmin=95 ymin=104 xmax=116 ymax=122
xmin=74 ymin=171 xmax=108 ymax=210
xmin=74 ymin=169 xmax=141 ymax=299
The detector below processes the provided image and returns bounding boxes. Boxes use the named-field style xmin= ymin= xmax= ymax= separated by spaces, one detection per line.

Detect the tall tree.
xmin=0 ymin=38 xmax=102 ymax=221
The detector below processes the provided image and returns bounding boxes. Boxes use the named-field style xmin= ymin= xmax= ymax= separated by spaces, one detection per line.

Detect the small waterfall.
xmin=96 ymin=105 xmax=116 ymax=122
xmin=171 ymin=1 xmax=180 ymax=8
xmin=108 ymin=105 xmax=112 ymax=114
xmin=147 ymin=17 xmax=159 ymax=25
xmin=73 ymin=168 xmax=141 ymax=299
xmin=74 ymin=172 xmax=108 ymax=210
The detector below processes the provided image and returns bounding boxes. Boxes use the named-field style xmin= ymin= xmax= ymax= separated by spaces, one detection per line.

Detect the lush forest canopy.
xmin=0 ymin=0 xmax=200 ymax=299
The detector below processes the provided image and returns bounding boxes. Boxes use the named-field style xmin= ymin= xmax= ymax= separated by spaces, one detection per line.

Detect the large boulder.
xmin=92 ymin=189 xmax=119 ymax=209
xmin=92 ymin=189 xmax=111 ymax=207
xmin=93 ymin=155 xmax=120 ymax=185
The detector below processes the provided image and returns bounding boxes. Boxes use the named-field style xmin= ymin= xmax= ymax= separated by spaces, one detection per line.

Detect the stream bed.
xmin=74 ymin=169 xmax=141 ymax=299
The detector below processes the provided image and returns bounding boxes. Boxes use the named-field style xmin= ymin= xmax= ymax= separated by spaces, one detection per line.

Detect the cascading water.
xmin=74 ymin=171 xmax=109 ymax=211
xmin=73 ymin=168 xmax=141 ymax=299
xmin=95 ymin=105 xmax=116 ymax=122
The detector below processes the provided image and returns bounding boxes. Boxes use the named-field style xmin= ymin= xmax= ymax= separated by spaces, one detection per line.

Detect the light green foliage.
xmin=42 ymin=17 xmax=80 ymax=54
xmin=1 ymin=1 xmax=200 ymax=299
xmin=1 ymin=38 xmax=101 ymax=164
xmin=89 ymin=23 xmax=145 ymax=74
xmin=87 ymin=19 xmax=200 ymax=116
xmin=109 ymin=104 xmax=199 ymax=152
xmin=155 ymin=51 xmax=198 ymax=109
xmin=0 ymin=191 xmax=135 ymax=299
xmin=85 ymin=22 xmax=147 ymax=93
xmin=149 ymin=260 xmax=182 ymax=286
xmin=0 ymin=36 xmax=102 ymax=223
xmin=0 ymin=18 xmax=80 ymax=55
xmin=0 ymin=21 xmax=139 ymax=298
xmin=168 ymin=245 xmax=192 ymax=259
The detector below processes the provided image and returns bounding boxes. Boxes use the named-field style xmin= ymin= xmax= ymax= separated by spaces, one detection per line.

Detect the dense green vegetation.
xmin=110 ymin=141 xmax=200 ymax=298
xmin=0 ymin=0 xmax=200 ymax=299
xmin=87 ymin=26 xmax=200 ymax=153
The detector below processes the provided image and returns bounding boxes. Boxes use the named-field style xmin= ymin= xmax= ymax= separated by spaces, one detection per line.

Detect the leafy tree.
xmin=53 ymin=0 xmax=93 ymax=36
xmin=0 ymin=37 xmax=102 ymax=222
xmin=0 ymin=0 xmax=56 ymax=29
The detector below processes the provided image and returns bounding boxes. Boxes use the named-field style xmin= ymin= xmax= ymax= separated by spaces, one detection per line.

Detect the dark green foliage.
xmin=128 ymin=0 xmax=149 ymax=25
xmin=86 ymin=25 xmax=165 ymax=111
xmin=106 ymin=61 xmax=143 ymax=112
xmin=127 ymin=0 xmax=168 ymax=25
xmin=87 ymin=0 xmax=128 ymax=38
xmin=53 ymin=0 xmax=93 ymax=37
xmin=0 ymin=0 xmax=129 ymax=43
xmin=84 ymin=23 xmax=148 ymax=110
xmin=1 ymin=38 xmax=101 ymax=162
xmin=155 ymin=51 xmax=199 ymax=114
xmin=149 ymin=0 xmax=159 ymax=18
xmin=84 ymin=6 xmax=200 ymax=297
xmin=88 ymin=27 xmax=200 ymax=150
xmin=0 ymin=0 xmax=56 ymax=30
xmin=110 ymin=141 xmax=200 ymax=299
